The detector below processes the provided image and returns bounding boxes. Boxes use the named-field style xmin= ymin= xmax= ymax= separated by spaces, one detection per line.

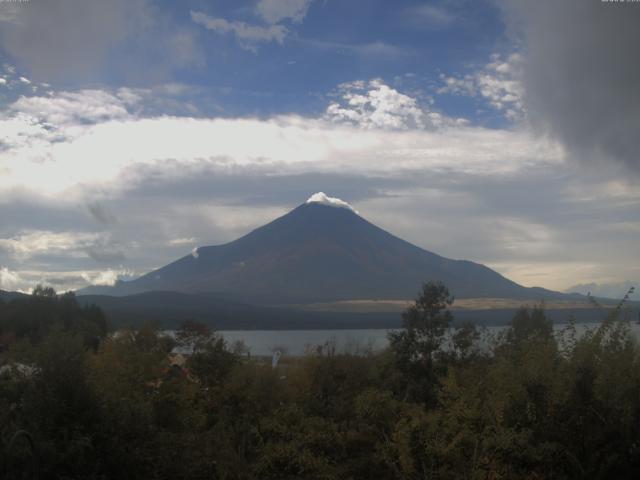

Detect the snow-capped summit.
xmin=306 ymin=192 xmax=357 ymax=212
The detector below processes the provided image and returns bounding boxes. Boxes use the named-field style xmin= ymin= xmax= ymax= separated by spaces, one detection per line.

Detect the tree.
xmin=32 ymin=285 xmax=57 ymax=298
xmin=0 ymin=286 xmax=107 ymax=348
xmin=20 ymin=330 xmax=101 ymax=478
xmin=451 ymin=321 xmax=480 ymax=362
xmin=187 ymin=334 xmax=239 ymax=388
xmin=388 ymin=281 xmax=454 ymax=404
xmin=505 ymin=305 xmax=553 ymax=347
xmin=175 ymin=319 xmax=212 ymax=354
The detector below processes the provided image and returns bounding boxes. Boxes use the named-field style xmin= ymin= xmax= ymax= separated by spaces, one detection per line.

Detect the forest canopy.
xmin=0 ymin=283 xmax=639 ymax=479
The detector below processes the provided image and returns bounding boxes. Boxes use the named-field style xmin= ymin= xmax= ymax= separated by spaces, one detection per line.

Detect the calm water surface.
xmin=219 ymin=322 xmax=640 ymax=356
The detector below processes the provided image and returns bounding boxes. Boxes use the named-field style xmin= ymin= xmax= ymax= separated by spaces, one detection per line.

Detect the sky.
xmin=0 ymin=0 xmax=639 ymax=299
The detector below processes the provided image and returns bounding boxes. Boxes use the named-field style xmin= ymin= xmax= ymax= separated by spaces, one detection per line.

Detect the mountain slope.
xmin=0 ymin=290 xmax=29 ymax=302
xmin=79 ymin=199 xmax=563 ymax=303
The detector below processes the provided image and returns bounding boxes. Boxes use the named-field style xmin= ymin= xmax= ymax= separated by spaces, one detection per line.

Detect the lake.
xmin=218 ymin=322 xmax=640 ymax=356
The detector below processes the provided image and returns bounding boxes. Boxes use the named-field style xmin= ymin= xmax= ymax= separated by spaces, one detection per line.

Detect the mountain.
xmin=565 ymin=282 xmax=637 ymax=300
xmin=78 ymin=193 xmax=566 ymax=303
xmin=0 ymin=290 xmax=29 ymax=302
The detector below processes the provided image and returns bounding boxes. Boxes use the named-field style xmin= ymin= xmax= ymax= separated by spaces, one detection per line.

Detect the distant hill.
xmin=0 ymin=289 xmax=28 ymax=302
xmin=78 ymin=194 xmax=576 ymax=303
xmin=565 ymin=282 xmax=637 ymax=300
xmin=3 ymin=289 xmax=633 ymax=330
xmin=76 ymin=291 xmax=400 ymax=330
xmin=76 ymin=291 xmax=630 ymax=330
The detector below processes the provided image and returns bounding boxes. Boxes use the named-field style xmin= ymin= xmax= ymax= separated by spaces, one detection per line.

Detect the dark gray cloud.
xmin=86 ymin=202 xmax=117 ymax=226
xmin=84 ymin=246 xmax=127 ymax=263
xmin=83 ymin=233 xmax=127 ymax=263
xmin=0 ymin=193 xmax=91 ymax=236
xmin=44 ymin=275 xmax=86 ymax=286
xmin=500 ymin=0 xmax=640 ymax=172
xmin=0 ymin=0 xmax=149 ymax=80
xmin=121 ymin=162 xmax=410 ymax=207
xmin=0 ymin=0 xmax=202 ymax=84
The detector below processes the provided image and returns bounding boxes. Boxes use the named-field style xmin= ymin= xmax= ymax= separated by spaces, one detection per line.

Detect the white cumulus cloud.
xmin=0 ymin=267 xmax=134 ymax=292
xmin=439 ymin=53 xmax=525 ymax=121
xmin=326 ymin=79 xmax=468 ymax=130
xmin=81 ymin=268 xmax=131 ymax=287
xmin=10 ymin=89 xmax=134 ymax=126
xmin=0 ymin=84 xmax=563 ymax=198
xmin=0 ymin=267 xmax=23 ymax=291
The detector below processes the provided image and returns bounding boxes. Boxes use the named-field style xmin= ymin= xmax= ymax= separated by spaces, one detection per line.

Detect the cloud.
xmin=256 ymin=0 xmax=313 ymax=24
xmin=169 ymin=237 xmax=196 ymax=247
xmin=0 ymin=86 xmax=562 ymax=199
xmin=3 ymin=78 xmax=638 ymax=293
xmin=191 ymin=1 xmax=313 ymax=52
xmin=326 ymin=79 xmax=468 ymax=130
xmin=402 ymin=4 xmax=455 ymax=29
xmin=349 ymin=41 xmax=409 ymax=57
xmin=299 ymin=38 xmax=409 ymax=58
xmin=0 ymin=0 xmax=201 ymax=83
xmin=499 ymin=0 xmax=640 ymax=172
xmin=0 ymin=2 xmax=20 ymax=23
xmin=84 ymin=245 xmax=127 ymax=263
xmin=0 ymin=0 xmax=151 ymax=80
xmin=0 ymin=266 xmax=133 ymax=292
xmin=191 ymin=11 xmax=287 ymax=51
xmin=439 ymin=53 xmax=525 ymax=120
xmin=2 ymin=156 xmax=638 ymax=294
xmin=163 ymin=29 xmax=204 ymax=70
xmin=81 ymin=268 xmax=131 ymax=287
xmin=0 ymin=228 xmax=126 ymax=264
xmin=0 ymin=230 xmax=101 ymax=260
xmin=0 ymin=267 xmax=22 ymax=291
xmin=306 ymin=192 xmax=356 ymax=212
xmin=565 ymin=281 xmax=637 ymax=300
xmin=356 ymin=174 xmax=640 ymax=292
xmin=0 ymin=64 xmax=53 ymax=94
xmin=10 ymin=89 xmax=133 ymax=126
xmin=86 ymin=202 xmax=118 ymax=225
